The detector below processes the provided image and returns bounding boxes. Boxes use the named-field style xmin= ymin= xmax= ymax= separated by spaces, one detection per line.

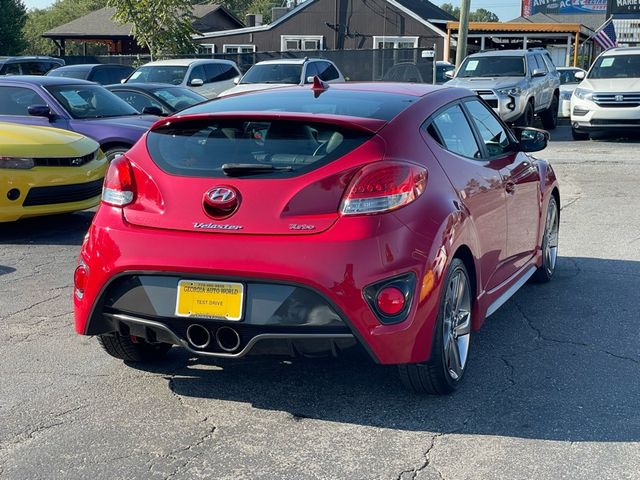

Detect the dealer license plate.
xmin=175 ymin=280 xmax=244 ymax=321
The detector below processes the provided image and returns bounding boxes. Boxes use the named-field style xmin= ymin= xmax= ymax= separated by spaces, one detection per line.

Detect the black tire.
xmin=103 ymin=146 xmax=130 ymax=162
xmin=97 ymin=334 xmax=172 ymax=362
xmin=571 ymin=128 xmax=589 ymax=141
xmin=541 ymin=95 xmax=558 ymax=130
xmin=516 ymin=100 xmax=535 ymax=127
xmin=398 ymin=258 xmax=472 ymax=395
xmin=531 ymin=196 xmax=559 ymax=283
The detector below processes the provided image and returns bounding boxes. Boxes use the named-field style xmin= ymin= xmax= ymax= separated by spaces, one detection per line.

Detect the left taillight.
xmin=102 ymin=154 xmax=135 ymax=207
xmin=340 ymin=161 xmax=427 ymax=215
xmin=74 ymin=261 xmax=89 ymax=299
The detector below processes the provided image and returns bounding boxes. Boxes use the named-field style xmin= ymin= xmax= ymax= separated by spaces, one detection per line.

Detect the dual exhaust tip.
xmin=186 ymin=324 xmax=241 ymax=352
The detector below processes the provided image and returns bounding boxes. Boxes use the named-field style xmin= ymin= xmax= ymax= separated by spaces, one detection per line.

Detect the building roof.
xmin=447 ymin=19 xmax=594 ymax=36
xmin=509 ymin=12 xmax=605 ymax=32
xmin=393 ymin=0 xmax=457 ymax=23
xmin=197 ymin=0 xmax=454 ymax=39
xmin=44 ymin=5 xmax=242 ymax=39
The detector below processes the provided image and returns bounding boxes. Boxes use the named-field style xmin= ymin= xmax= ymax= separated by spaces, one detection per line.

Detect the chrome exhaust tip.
xmin=186 ymin=324 xmax=211 ymax=349
xmin=215 ymin=326 xmax=241 ymax=352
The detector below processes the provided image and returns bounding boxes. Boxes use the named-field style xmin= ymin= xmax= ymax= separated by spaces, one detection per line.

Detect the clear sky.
xmin=21 ymin=0 xmax=522 ymax=21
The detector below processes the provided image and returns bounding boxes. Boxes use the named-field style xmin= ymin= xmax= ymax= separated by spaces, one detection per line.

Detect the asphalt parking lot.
xmin=1 ymin=123 xmax=639 ymax=480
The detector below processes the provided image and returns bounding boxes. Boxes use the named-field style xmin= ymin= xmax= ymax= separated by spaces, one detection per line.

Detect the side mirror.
xmin=120 ymin=78 xmax=126 ymax=84
xmin=306 ymin=75 xmax=315 ymax=84
xmin=190 ymin=78 xmax=204 ymax=87
xmin=532 ymin=68 xmax=547 ymax=78
xmin=445 ymin=70 xmax=455 ymax=79
xmin=141 ymin=106 xmax=163 ymax=116
xmin=513 ymin=127 xmax=549 ymax=153
xmin=574 ymin=70 xmax=586 ymax=80
xmin=27 ymin=104 xmax=53 ymax=120
xmin=233 ymin=77 xmax=240 ymax=85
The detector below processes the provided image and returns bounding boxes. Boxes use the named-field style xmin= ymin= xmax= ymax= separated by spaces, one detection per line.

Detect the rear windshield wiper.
xmin=221 ymin=163 xmax=293 ymax=176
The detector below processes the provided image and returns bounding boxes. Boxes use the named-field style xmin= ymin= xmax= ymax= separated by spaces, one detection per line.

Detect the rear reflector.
xmin=340 ymin=162 xmax=427 ymax=215
xmin=376 ymin=286 xmax=406 ymax=316
xmin=74 ymin=261 xmax=89 ymax=299
xmin=102 ymin=155 xmax=135 ymax=207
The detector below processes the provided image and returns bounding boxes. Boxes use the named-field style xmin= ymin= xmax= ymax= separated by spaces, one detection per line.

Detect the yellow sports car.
xmin=1 ymin=122 xmax=107 ymax=222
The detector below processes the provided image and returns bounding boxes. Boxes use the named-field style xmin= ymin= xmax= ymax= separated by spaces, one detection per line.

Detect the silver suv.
xmin=447 ymin=48 xmax=561 ymax=129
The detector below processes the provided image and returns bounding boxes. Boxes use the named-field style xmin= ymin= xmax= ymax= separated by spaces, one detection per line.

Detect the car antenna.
xmin=312 ymin=75 xmax=329 ymax=97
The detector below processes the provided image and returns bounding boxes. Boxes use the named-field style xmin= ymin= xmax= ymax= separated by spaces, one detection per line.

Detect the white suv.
xmin=218 ymin=58 xmax=345 ymax=97
xmin=125 ymin=59 xmax=241 ymax=99
xmin=571 ymin=47 xmax=640 ymax=140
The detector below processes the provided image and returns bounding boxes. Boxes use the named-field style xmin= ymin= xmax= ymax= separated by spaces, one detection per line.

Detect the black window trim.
xmin=423 ymin=96 xmax=517 ymax=163
xmin=423 ymin=98 xmax=485 ymax=162
xmin=460 ymin=97 xmax=518 ymax=161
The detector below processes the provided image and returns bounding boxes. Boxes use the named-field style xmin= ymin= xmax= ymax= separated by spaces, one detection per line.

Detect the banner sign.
xmin=523 ymin=0 xmax=608 ymax=14
xmin=608 ymin=0 xmax=640 ymax=14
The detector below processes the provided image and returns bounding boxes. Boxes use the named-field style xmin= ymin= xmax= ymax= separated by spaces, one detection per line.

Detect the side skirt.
xmin=485 ymin=266 xmax=537 ymax=318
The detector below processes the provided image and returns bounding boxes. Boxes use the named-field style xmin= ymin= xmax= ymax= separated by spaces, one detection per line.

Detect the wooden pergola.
xmin=445 ymin=21 xmax=595 ymax=67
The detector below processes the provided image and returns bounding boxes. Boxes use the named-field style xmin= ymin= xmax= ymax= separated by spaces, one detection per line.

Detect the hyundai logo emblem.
xmin=206 ymin=187 xmax=237 ymax=204
xmin=615 ymin=95 xmax=624 ymax=102
xmin=202 ymin=186 xmax=241 ymax=218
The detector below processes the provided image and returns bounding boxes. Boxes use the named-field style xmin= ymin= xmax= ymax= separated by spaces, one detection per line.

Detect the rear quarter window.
xmin=146 ymin=119 xmax=372 ymax=178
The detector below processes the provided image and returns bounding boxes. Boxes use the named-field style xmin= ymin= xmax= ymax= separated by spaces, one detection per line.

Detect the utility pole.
xmin=455 ymin=0 xmax=471 ymax=68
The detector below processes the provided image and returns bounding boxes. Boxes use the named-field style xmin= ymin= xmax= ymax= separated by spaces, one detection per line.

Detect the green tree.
xmin=22 ymin=0 xmax=105 ymax=55
xmin=470 ymin=8 xmax=499 ymax=22
xmin=0 ymin=0 xmax=27 ymax=55
xmin=107 ymin=0 xmax=198 ymax=60
xmin=440 ymin=2 xmax=499 ymax=22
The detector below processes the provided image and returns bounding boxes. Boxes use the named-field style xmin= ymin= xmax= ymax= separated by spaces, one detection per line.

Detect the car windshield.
xmin=47 ymin=69 xmax=88 ymax=80
xmin=589 ymin=55 xmax=640 ymax=79
xmin=151 ymin=87 xmax=205 ymax=110
xmin=147 ymin=119 xmax=371 ymax=178
xmin=127 ymin=66 xmax=188 ymax=85
xmin=457 ymin=56 xmax=525 ymax=77
xmin=183 ymin=89 xmax=415 ymax=121
xmin=558 ymin=69 xmax=581 ymax=84
xmin=240 ymin=64 xmax=303 ymax=84
xmin=46 ymin=84 xmax=140 ymax=119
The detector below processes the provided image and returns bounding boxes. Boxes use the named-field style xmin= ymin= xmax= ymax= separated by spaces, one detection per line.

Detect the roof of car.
xmin=468 ymin=49 xmax=546 ymax=58
xmin=53 ymin=63 xmax=132 ymax=70
xmin=106 ymin=82 xmax=191 ymax=91
xmin=601 ymin=47 xmax=640 ymax=56
xmin=255 ymin=58 xmax=326 ymax=66
xmin=139 ymin=59 xmax=237 ymax=67
xmin=0 ymin=75 xmax=97 ymax=86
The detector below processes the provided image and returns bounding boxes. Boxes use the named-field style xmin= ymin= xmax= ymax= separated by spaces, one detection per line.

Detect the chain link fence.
xmin=63 ymin=48 xmax=441 ymax=83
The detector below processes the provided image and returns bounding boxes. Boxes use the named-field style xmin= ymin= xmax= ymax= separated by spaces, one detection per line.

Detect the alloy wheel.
xmin=442 ymin=269 xmax=472 ymax=380
xmin=545 ymin=200 xmax=559 ymax=275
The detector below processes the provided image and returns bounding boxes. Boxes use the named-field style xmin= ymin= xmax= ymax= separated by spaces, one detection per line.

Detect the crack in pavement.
xmin=1 ymin=293 xmax=65 ymax=321
xmin=513 ymin=301 xmax=638 ymax=365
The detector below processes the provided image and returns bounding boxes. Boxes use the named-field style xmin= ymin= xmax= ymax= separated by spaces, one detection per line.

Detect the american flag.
xmin=593 ymin=19 xmax=618 ymax=50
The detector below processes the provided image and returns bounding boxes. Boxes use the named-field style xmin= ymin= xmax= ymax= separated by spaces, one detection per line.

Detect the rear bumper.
xmin=75 ymin=207 xmax=447 ymax=365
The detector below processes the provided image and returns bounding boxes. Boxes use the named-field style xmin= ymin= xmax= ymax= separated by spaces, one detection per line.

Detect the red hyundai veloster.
xmin=74 ymin=81 xmax=559 ymax=394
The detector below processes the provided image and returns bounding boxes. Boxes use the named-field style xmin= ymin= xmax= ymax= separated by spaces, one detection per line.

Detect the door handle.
xmin=505 ymin=181 xmax=516 ymax=194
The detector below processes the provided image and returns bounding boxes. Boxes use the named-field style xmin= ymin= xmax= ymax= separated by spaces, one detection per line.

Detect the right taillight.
xmin=340 ymin=161 xmax=427 ymax=215
xmin=102 ymin=154 xmax=135 ymax=207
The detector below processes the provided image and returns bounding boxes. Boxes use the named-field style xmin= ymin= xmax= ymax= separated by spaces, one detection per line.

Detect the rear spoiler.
xmin=149 ymin=112 xmax=387 ymax=135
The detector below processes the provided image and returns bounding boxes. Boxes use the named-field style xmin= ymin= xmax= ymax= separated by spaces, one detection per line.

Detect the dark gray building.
xmin=194 ymin=0 xmax=455 ymax=56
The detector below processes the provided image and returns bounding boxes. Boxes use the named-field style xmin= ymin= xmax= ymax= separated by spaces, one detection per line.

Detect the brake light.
xmin=340 ymin=162 xmax=427 ymax=215
xmin=102 ymin=155 xmax=135 ymax=206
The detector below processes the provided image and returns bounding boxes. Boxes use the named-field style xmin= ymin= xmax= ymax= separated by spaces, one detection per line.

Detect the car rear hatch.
xmin=122 ymin=112 xmax=388 ymax=235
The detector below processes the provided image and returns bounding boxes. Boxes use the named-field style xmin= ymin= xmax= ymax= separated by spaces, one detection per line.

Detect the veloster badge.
xmin=193 ymin=222 xmax=243 ymax=230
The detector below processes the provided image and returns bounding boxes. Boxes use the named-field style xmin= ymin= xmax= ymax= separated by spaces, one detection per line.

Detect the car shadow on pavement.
xmin=0 ymin=210 xmax=94 ymax=246
xmin=128 ymin=255 xmax=640 ymax=443
xmin=550 ymin=122 xmax=640 ymax=143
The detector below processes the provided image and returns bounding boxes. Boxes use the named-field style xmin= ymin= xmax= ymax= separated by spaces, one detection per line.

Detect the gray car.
xmin=446 ymin=48 xmax=561 ymax=129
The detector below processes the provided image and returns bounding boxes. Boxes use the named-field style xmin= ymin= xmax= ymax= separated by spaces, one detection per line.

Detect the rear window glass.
xmin=182 ymin=89 xmax=415 ymax=121
xmin=147 ymin=119 xmax=372 ymax=178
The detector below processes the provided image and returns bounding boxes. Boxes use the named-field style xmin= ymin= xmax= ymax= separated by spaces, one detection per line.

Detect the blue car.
xmin=0 ymin=76 xmax=158 ymax=161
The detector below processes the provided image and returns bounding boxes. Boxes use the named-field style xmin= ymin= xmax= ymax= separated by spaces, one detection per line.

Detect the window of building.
xmin=223 ymin=44 xmax=256 ymax=54
xmin=373 ymin=36 xmax=419 ymax=79
xmin=199 ymin=44 xmax=216 ymax=54
xmin=281 ymin=35 xmax=323 ymax=51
